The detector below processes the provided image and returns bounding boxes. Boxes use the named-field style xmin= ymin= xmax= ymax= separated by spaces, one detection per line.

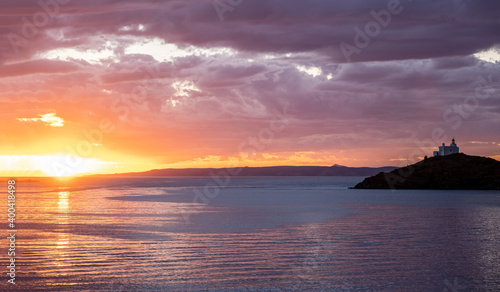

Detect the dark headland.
xmin=353 ymin=153 xmax=500 ymax=190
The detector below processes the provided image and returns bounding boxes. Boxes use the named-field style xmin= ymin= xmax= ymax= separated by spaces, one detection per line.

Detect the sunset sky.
xmin=0 ymin=0 xmax=499 ymax=177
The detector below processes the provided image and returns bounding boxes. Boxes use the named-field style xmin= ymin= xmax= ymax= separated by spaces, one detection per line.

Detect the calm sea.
xmin=1 ymin=176 xmax=500 ymax=291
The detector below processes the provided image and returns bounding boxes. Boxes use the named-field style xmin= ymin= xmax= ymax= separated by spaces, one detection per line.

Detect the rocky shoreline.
xmin=353 ymin=153 xmax=500 ymax=190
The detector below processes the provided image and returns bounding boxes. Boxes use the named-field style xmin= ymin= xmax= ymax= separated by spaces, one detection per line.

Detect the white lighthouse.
xmin=433 ymin=138 xmax=460 ymax=157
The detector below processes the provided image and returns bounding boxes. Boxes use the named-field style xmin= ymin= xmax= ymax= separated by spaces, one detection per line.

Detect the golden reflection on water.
xmin=58 ymin=191 xmax=69 ymax=212
xmin=56 ymin=192 xmax=70 ymax=274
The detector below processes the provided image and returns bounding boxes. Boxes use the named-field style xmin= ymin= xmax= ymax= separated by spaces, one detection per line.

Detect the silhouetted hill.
xmin=353 ymin=153 xmax=500 ymax=190
xmin=112 ymin=165 xmax=397 ymax=177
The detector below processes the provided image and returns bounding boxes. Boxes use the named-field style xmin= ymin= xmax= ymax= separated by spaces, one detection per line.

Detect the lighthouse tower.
xmin=433 ymin=138 xmax=460 ymax=157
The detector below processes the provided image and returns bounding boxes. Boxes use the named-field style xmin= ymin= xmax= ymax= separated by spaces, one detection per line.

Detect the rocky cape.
xmin=353 ymin=153 xmax=500 ymax=190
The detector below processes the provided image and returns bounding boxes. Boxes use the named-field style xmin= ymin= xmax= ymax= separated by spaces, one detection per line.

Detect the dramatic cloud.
xmin=0 ymin=0 xmax=499 ymax=175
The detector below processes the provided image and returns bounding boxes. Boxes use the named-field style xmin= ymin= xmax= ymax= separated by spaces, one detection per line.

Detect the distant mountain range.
xmin=110 ymin=165 xmax=397 ymax=177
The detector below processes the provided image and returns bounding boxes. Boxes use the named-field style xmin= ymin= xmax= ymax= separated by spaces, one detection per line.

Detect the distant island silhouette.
xmin=353 ymin=153 xmax=500 ymax=190
xmin=103 ymin=165 xmax=397 ymax=177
